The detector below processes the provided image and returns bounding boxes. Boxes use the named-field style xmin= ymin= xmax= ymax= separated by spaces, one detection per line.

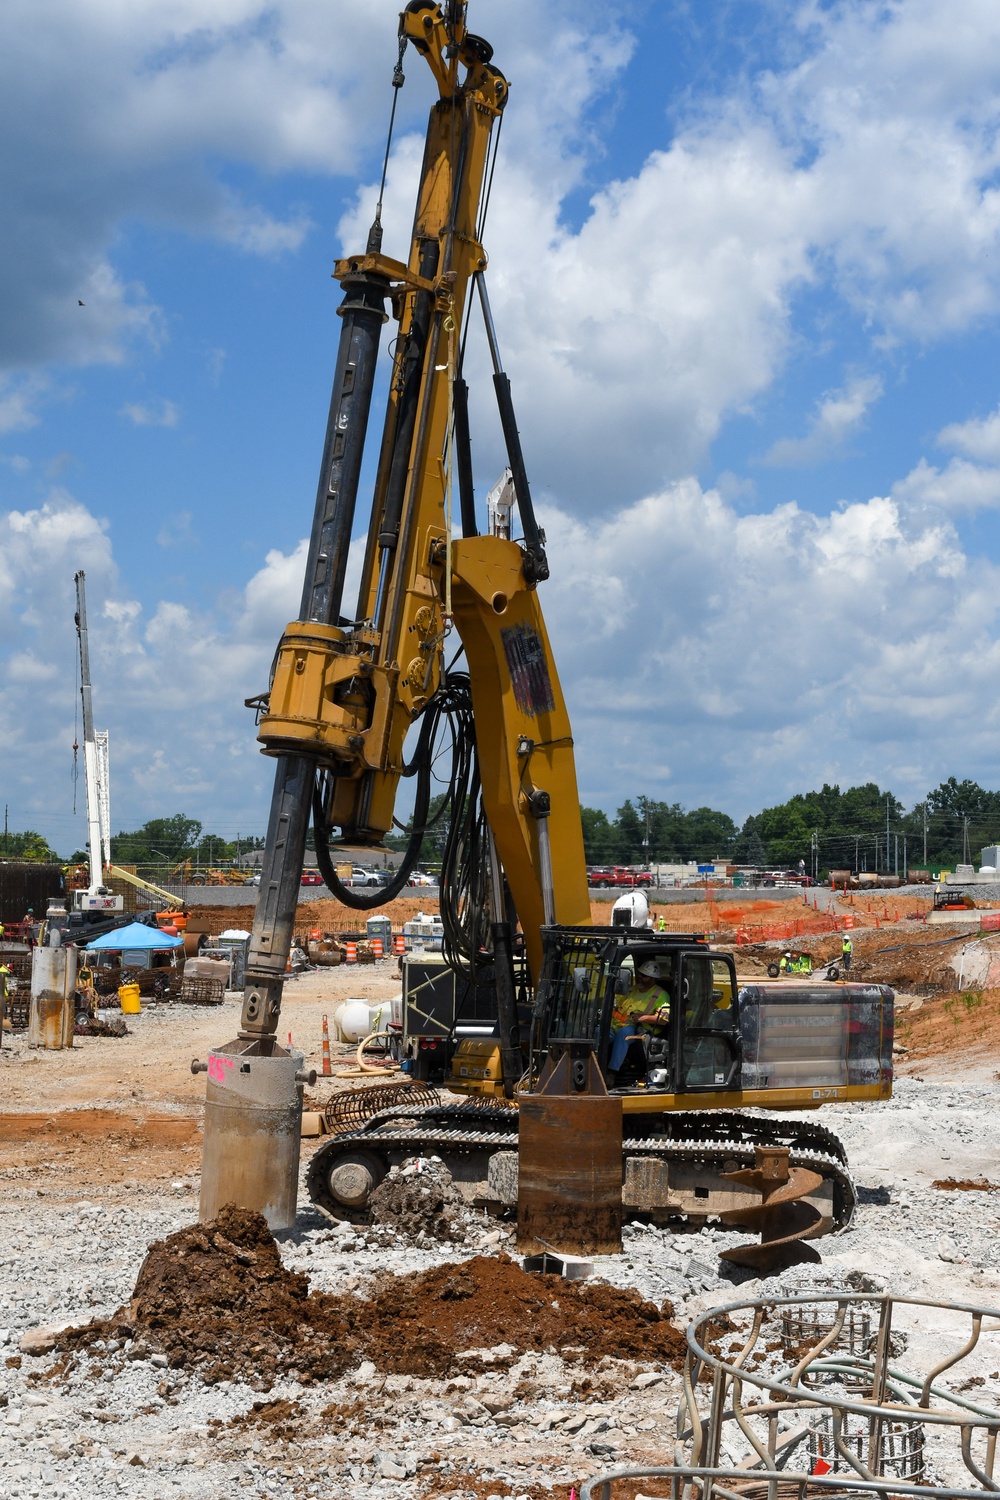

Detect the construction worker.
xmin=656 ymin=913 xmax=667 ymax=932
xmin=841 ymin=935 xmax=852 ymax=973
xmin=608 ymin=961 xmax=671 ymax=1076
xmin=0 ymin=962 xmax=9 ymax=1047
xmin=779 ymin=950 xmax=791 ymax=975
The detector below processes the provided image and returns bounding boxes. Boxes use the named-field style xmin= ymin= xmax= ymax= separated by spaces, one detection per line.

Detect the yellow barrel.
xmin=118 ymin=983 xmax=141 ymax=1014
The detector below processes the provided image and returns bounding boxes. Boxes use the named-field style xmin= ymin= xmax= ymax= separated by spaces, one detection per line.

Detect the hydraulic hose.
xmin=311 ymin=707 xmax=438 ymax=910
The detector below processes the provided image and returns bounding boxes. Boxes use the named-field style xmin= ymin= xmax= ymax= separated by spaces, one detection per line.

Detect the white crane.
xmin=73 ymin=571 xmax=123 ymax=914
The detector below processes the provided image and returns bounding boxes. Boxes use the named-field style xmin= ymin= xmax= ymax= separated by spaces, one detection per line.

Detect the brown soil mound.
xmin=368 ymin=1255 xmax=684 ymax=1377
xmin=59 ymin=1208 xmax=682 ymax=1387
xmin=933 ymin=1177 xmax=1000 ymax=1191
xmin=67 ymin=1204 xmax=354 ymax=1384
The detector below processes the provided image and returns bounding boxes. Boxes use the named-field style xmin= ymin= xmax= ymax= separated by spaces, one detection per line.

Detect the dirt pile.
xmin=58 ymin=1209 xmax=683 ymax=1386
xmin=368 ymin=1156 xmax=471 ymax=1244
xmin=369 ymin=1255 xmax=685 ymax=1376
xmin=933 ymin=1177 xmax=1000 ymax=1191
xmin=63 ymin=1204 xmax=354 ymax=1384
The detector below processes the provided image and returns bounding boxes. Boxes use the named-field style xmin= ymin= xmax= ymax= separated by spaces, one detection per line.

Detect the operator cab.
xmin=534 ymin=927 xmax=741 ymax=1097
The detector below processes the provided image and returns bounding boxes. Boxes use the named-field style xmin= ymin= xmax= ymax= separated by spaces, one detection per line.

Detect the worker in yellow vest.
xmin=0 ymin=963 xmax=9 ymax=1044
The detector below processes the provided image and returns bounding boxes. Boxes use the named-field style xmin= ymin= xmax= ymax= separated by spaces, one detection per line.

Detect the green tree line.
xmin=7 ymin=775 xmax=1000 ymax=873
xmin=580 ymin=778 xmax=1000 ymax=873
xmin=106 ymin=815 xmax=264 ymax=868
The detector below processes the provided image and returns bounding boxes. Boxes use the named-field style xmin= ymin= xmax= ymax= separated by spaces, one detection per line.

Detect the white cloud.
xmin=893 ymin=456 xmax=1000 ymax=511
xmin=764 ymin=374 xmax=883 ymax=466
xmin=0 ymin=1 xmax=408 ymax=372
xmin=7 ymin=0 xmax=1000 ymax=498
xmin=939 ymin=403 xmax=1000 ymax=462
xmin=0 ymin=374 xmax=48 ymax=433
xmin=0 ymin=490 xmax=303 ymax=846
xmin=540 ymin=476 xmax=986 ymax=816
xmin=120 ymin=397 xmax=179 ymax=428
xmin=4 ymin=464 xmax=1000 ymax=847
xmin=436 ymin=0 xmax=1000 ymax=504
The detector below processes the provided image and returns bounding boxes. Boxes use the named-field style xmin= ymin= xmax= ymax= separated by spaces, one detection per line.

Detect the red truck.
xmin=587 ymin=865 xmax=653 ymax=888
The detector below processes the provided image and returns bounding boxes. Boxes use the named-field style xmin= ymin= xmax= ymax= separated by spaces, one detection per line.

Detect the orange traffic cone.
xmin=393 ymin=934 xmax=405 ymax=955
xmin=372 ymin=937 xmax=383 ymax=959
xmin=321 ymin=1014 xmax=332 ymax=1077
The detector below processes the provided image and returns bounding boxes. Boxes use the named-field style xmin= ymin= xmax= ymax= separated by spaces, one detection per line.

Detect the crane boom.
xmin=73 ymin=572 xmax=122 ymax=915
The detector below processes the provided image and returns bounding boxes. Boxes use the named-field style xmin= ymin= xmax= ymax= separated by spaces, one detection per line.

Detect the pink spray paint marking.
xmin=208 ymin=1054 xmax=236 ymax=1084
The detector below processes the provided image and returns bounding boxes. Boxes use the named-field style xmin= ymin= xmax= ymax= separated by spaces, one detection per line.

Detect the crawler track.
xmin=305 ymin=1103 xmax=856 ymax=1231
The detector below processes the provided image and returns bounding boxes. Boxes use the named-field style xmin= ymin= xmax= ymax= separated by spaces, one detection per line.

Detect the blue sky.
xmin=4 ymin=0 xmax=1000 ymax=855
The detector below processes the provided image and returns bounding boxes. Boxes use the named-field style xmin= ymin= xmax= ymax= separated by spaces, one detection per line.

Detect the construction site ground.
xmin=1 ymin=896 xmax=999 ymax=1500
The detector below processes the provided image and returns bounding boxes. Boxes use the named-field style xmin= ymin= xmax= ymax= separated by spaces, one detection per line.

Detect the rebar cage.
xmin=583 ymin=1290 xmax=1000 ymax=1500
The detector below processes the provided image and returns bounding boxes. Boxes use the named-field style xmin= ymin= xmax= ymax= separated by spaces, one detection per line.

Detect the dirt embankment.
xmin=184 ymin=895 xmax=444 ymax=937
xmin=895 ymin=986 xmax=1000 ymax=1069
xmin=60 ymin=1206 xmax=684 ymax=1387
xmin=725 ymin=927 xmax=978 ymax=997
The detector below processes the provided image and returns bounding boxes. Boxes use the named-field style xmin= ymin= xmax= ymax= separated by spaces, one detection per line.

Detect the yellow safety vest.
xmin=614 ymin=982 xmax=670 ymax=1029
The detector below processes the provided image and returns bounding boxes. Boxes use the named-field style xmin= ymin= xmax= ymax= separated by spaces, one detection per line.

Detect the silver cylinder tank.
xmin=28 ymin=944 xmax=78 ymax=1049
xmin=199 ymin=1043 xmax=303 ymax=1229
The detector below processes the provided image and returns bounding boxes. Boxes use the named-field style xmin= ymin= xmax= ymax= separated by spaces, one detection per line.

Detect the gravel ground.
xmin=2 ymin=1008 xmax=1000 ymax=1498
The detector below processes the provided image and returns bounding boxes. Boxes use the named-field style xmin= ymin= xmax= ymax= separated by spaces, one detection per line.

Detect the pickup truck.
xmin=587 ymin=866 xmax=653 ymax=888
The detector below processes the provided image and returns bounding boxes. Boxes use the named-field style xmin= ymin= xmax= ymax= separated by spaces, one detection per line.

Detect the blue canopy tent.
xmin=86 ymin=921 xmax=184 ymax=969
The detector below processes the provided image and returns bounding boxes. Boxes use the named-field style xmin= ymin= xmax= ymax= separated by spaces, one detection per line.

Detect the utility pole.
xmin=3 ymin=803 xmax=7 ymax=856
xmin=885 ymin=795 xmax=890 ymax=877
xmin=903 ymin=833 xmax=907 ymax=883
xmin=894 ymin=832 xmax=899 ymax=879
xmin=922 ymin=802 xmax=928 ymax=866
xmin=811 ymin=829 xmax=818 ymax=881
xmin=854 ymin=834 xmax=860 ymax=875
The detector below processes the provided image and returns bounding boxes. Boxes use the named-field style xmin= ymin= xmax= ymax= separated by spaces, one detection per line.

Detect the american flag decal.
xmin=501 ymin=622 xmax=555 ymax=717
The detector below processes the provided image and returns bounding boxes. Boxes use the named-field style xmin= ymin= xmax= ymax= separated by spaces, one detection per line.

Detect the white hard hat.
xmin=784 ymin=951 xmax=791 ymax=958
xmin=639 ymin=960 xmax=660 ymax=979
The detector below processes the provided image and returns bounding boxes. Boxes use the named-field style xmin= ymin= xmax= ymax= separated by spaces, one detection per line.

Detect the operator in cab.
xmin=608 ymin=959 xmax=672 ymax=1082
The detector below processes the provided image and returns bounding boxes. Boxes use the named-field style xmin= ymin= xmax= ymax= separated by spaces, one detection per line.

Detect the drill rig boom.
xmin=240 ymin=1 xmax=588 ymax=1051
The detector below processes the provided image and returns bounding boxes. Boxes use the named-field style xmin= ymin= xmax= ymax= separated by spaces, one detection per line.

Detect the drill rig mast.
xmin=238 ymin=0 xmax=588 ymax=1057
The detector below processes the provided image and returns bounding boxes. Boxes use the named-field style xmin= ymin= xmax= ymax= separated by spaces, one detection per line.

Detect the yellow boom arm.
xmin=244 ymin=3 xmax=587 ymax=1043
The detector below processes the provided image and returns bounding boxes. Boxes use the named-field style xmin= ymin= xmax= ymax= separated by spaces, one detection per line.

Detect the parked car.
xmin=300 ymin=870 xmax=324 ymax=886
xmin=349 ymin=867 xmax=385 ymax=887
xmin=408 ymin=870 xmax=436 ymax=886
xmin=587 ymin=865 xmax=653 ymax=888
